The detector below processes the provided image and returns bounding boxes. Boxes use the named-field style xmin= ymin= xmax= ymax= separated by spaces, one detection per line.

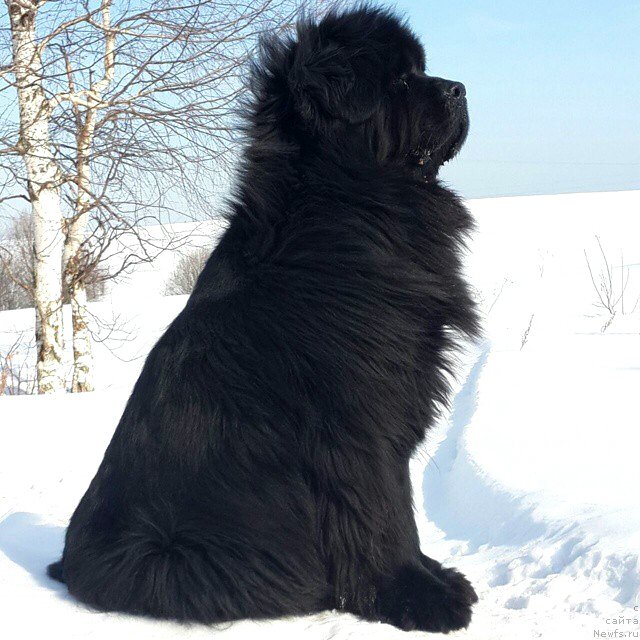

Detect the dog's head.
xmin=255 ymin=7 xmax=469 ymax=180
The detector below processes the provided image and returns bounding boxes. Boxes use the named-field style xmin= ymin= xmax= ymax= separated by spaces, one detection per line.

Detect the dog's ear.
xmin=288 ymin=32 xmax=381 ymax=126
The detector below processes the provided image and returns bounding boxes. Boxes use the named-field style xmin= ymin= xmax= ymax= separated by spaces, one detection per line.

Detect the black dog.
xmin=49 ymin=6 xmax=479 ymax=634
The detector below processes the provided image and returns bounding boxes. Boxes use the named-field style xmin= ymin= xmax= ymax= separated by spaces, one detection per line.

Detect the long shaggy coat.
xmin=49 ymin=6 xmax=480 ymax=634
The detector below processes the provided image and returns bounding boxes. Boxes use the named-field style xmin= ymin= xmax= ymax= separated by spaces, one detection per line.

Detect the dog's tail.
xmin=56 ymin=511 xmax=327 ymax=622
xmin=47 ymin=559 xmax=65 ymax=583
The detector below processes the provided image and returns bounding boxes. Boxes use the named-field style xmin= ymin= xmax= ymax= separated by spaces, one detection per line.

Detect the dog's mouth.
xmin=442 ymin=116 xmax=469 ymax=164
xmin=410 ymin=109 xmax=469 ymax=181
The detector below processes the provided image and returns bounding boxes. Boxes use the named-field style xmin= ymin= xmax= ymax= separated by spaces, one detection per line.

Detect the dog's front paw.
xmin=420 ymin=553 xmax=479 ymax=609
xmin=377 ymin=562 xmax=477 ymax=633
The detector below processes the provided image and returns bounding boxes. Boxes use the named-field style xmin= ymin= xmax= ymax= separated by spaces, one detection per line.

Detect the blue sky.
xmin=390 ymin=0 xmax=640 ymax=197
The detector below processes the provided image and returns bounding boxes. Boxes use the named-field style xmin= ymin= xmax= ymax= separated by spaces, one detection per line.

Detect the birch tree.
xmin=5 ymin=0 xmax=65 ymax=394
xmin=58 ymin=0 xmax=115 ymax=392
xmin=1 ymin=0 xmax=309 ymax=393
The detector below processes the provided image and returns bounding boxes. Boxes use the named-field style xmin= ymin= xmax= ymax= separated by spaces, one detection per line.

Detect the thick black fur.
xmin=49 ymin=5 xmax=480 ymax=634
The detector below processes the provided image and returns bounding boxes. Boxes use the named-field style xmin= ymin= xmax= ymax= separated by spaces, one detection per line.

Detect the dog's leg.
xmin=323 ymin=454 xmax=477 ymax=633
xmin=370 ymin=468 xmax=477 ymax=633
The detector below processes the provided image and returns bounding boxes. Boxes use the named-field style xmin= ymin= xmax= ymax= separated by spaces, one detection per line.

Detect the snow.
xmin=1 ymin=190 xmax=639 ymax=639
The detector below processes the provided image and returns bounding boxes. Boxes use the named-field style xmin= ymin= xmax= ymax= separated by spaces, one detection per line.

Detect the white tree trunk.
xmin=69 ymin=281 xmax=93 ymax=392
xmin=62 ymin=0 xmax=116 ymax=393
xmin=9 ymin=0 xmax=65 ymax=393
xmin=64 ymin=144 xmax=95 ymax=393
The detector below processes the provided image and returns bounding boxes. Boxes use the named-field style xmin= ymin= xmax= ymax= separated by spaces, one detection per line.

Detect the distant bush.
xmin=0 ymin=213 xmax=34 ymax=311
xmin=164 ymin=247 xmax=210 ymax=296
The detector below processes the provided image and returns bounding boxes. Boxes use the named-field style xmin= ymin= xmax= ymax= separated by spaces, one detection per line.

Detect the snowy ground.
xmin=1 ymin=190 xmax=639 ymax=639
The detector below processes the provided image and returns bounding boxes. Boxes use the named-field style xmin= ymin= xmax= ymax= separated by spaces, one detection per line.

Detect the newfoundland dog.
xmin=49 ymin=6 xmax=479 ymax=634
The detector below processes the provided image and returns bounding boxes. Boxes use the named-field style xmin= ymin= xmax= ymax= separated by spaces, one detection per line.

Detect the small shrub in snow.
xmin=0 ymin=331 xmax=36 ymax=395
xmin=584 ymin=235 xmax=639 ymax=332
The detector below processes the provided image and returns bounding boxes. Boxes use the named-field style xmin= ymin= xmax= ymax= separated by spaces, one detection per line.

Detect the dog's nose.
xmin=444 ymin=81 xmax=466 ymax=100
